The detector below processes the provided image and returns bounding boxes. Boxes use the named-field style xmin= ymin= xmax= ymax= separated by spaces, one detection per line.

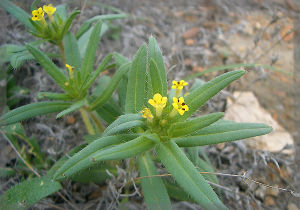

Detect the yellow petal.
xmin=178 ymin=109 xmax=184 ymax=115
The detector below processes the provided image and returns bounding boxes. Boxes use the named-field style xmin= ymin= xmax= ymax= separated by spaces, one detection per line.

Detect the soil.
xmin=0 ymin=0 xmax=299 ymax=209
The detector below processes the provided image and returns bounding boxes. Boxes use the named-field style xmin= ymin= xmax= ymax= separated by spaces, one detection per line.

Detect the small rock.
xmin=224 ymin=92 xmax=294 ymax=154
xmin=255 ymin=186 xmax=266 ymax=201
xmin=266 ymin=186 xmax=279 ymax=197
xmin=216 ymin=143 xmax=225 ymax=150
xmin=182 ymin=27 xmax=199 ymax=39
xmin=288 ymin=203 xmax=299 ymax=210
xmin=66 ymin=116 xmax=76 ymax=125
xmin=185 ymin=39 xmax=195 ymax=46
xmin=265 ymin=196 xmax=276 ymax=206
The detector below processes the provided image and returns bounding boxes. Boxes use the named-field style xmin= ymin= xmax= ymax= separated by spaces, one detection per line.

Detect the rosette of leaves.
xmin=53 ymin=37 xmax=272 ymax=209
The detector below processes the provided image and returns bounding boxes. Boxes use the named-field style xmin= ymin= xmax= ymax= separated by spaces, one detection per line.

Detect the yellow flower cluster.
xmin=172 ymin=97 xmax=189 ymax=116
xmin=172 ymin=80 xmax=188 ymax=97
xmin=32 ymin=4 xmax=56 ymax=21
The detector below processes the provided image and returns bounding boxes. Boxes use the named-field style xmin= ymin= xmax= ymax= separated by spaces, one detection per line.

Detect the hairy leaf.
xmin=157 ymin=141 xmax=227 ymax=209
xmin=148 ymin=36 xmax=167 ymax=96
xmin=168 ymin=112 xmax=224 ymax=137
xmin=125 ymin=44 xmax=147 ymax=113
xmin=54 ymin=134 xmax=156 ymax=180
xmin=138 ymin=152 xmax=172 ymax=210
xmin=0 ymin=101 xmax=71 ymax=126
xmin=179 ymin=70 xmax=245 ymax=120
xmin=175 ymin=120 xmax=272 ymax=147
xmin=0 ymin=176 xmax=61 ymax=210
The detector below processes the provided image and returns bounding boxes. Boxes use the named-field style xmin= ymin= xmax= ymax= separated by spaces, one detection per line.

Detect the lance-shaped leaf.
xmin=81 ymin=21 xmax=102 ymax=84
xmin=178 ymin=70 xmax=245 ymax=120
xmin=164 ymin=180 xmax=194 ymax=202
xmin=0 ymin=0 xmax=35 ymax=31
xmin=175 ymin=120 xmax=272 ymax=147
xmin=82 ymin=53 xmax=113 ymax=92
xmin=89 ymin=62 xmax=130 ymax=110
xmin=186 ymin=147 xmax=218 ymax=185
xmin=63 ymin=31 xmax=81 ymax=70
xmin=37 ymin=92 xmax=72 ymax=100
xmin=0 ymin=101 xmax=71 ymax=126
xmin=26 ymin=44 xmax=67 ymax=90
xmin=104 ymin=114 xmax=143 ymax=135
xmin=76 ymin=13 xmax=127 ymax=39
xmin=70 ymin=163 xmax=117 ymax=184
xmin=148 ymin=58 xmax=163 ymax=96
xmin=168 ymin=112 xmax=224 ymax=137
xmin=138 ymin=152 xmax=172 ymax=210
xmin=125 ymin=44 xmax=147 ymax=113
xmin=148 ymin=36 xmax=167 ymax=96
xmin=59 ymin=10 xmax=80 ymax=41
xmin=56 ymin=99 xmax=85 ymax=119
xmin=156 ymin=141 xmax=227 ymax=210
xmin=0 ymin=176 xmax=61 ymax=210
xmin=54 ymin=134 xmax=157 ymax=180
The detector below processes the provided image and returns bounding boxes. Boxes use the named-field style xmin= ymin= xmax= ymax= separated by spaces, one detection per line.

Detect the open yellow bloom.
xmin=148 ymin=93 xmax=167 ymax=117
xmin=32 ymin=8 xmax=44 ymax=21
xmin=65 ymin=64 xmax=74 ymax=79
xmin=172 ymin=80 xmax=188 ymax=90
xmin=172 ymin=97 xmax=189 ymax=115
xmin=141 ymin=108 xmax=153 ymax=120
xmin=43 ymin=4 xmax=56 ymax=15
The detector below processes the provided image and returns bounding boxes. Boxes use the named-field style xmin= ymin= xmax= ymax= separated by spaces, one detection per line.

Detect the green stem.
xmin=89 ymin=111 xmax=105 ymax=133
xmin=79 ymin=108 xmax=95 ymax=135
xmin=59 ymin=41 xmax=66 ymax=65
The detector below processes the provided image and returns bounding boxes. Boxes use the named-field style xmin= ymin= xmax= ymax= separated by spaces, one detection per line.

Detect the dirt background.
xmin=0 ymin=0 xmax=300 ymax=209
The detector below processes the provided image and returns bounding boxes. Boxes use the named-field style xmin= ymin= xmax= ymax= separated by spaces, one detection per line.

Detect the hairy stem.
xmin=59 ymin=41 xmax=66 ymax=65
xmin=79 ymin=108 xmax=95 ymax=135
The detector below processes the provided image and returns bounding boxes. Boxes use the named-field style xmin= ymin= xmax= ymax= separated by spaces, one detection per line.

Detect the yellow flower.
xmin=32 ymin=8 xmax=44 ymax=21
xmin=65 ymin=64 xmax=74 ymax=79
xmin=148 ymin=93 xmax=167 ymax=117
xmin=172 ymin=97 xmax=189 ymax=115
xmin=141 ymin=108 xmax=153 ymax=120
xmin=43 ymin=4 xmax=56 ymax=15
xmin=172 ymin=80 xmax=188 ymax=90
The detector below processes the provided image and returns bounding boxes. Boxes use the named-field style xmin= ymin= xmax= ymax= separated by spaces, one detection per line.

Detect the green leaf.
xmin=156 ymin=141 xmax=227 ymax=210
xmin=113 ymin=52 xmax=129 ymax=67
xmin=0 ymin=101 xmax=71 ymax=126
xmin=55 ymin=4 xmax=67 ymax=22
xmin=56 ymin=99 xmax=85 ymax=119
xmin=168 ymin=112 xmax=224 ymax=137
xmin=104 ymin=114 xmax=143 ymax=135
xmin=148 ymin=59 xmax=163 ymax=96
xmin=175 ymin=120 xmax=273 ymax=147
xmin=81 ymin=21 xmax=102 ymax=84
xmin=37 ymin=92 xmax=72 ymax=100
xmin=70 ymin=163 xmax=117 ymax=183
xmin=63 ymin=32 xmax=81 ymax=70
xmin=59 ymin=10 xmax=80 ymax=41
xmin=0 ymin=0 xmax=35 ymax=31
xmin=0 ymin=176 xmax=61 ymax=210
xmin=138 ymin=152 xmax=172 ymax=210
xmin=179 ymin=70 xmax=245 ymax=120
xmin=125 ymin=44 xmax=147 ymax=113
xmin=90 ymin=62 xmax=130 ymax=110
xmin=186 ymin=147 xmax=218 ymax=184
xmin=31 ymin=0 xmax=41 ymax=11
xmin=26 ymin=44 xmax=67 ymax=91
xmin=76 ymin=14 xmax=126 ymax=39
xmin=0 ymin=167 xmax=15 ymax=178
xmin=82 ymin=53 xmax=113 ymax=93
xmin=54 ymin=134 xmax=156 ymax=180
xmin=148 ymin=36 xmax=167 ymax=96
xmin=164 ymin=179 xmax=193 ymax=202
xmin=77 ymin=23 xmax=108 ymax=57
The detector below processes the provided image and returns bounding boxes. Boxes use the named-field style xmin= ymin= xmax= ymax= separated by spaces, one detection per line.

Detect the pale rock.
xmin=288 ymin=203 xmax=299 ymax=210
xmin=224 ymin=92 xmax=294 ymax=154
